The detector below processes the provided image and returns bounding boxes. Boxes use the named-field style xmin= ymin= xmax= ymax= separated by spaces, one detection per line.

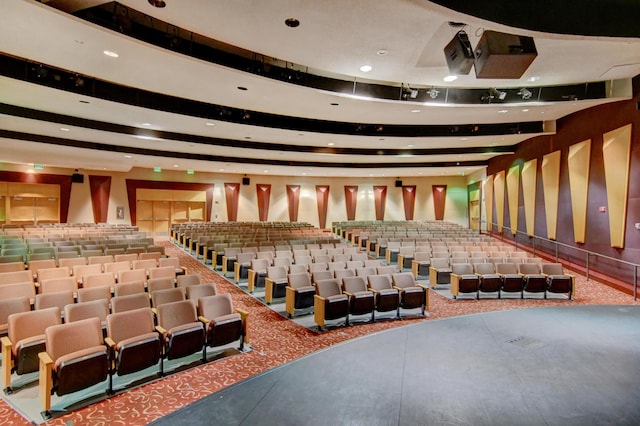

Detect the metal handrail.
xmin=481 ymin=221 xmax=639 ymax=300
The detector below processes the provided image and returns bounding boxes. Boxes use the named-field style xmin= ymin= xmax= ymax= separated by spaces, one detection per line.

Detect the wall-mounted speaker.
xmin=71 ymin=173 xmax=84 ymax=183
xmin=395 ymin=180 xmax=403 ymax=187
xmin=242 ymin=177 xmax=250 ymax=185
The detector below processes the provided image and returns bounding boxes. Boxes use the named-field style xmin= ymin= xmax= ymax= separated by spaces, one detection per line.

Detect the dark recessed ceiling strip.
xmin=0 ymin=129 xmax=489 ymax=169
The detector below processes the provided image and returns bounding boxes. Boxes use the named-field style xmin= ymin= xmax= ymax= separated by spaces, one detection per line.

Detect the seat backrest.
xmin=334 ymin=269 xmax=355 ymax=280
xmin=158 ymin=257 xmax=181 ymax=269
xmin=273 ymin=257 xmax=292 ymax=268
xmin=149 ymin=266 xmax=176 ymax=280
xmin=288 ymin=264 xmax=308 ymax=274
xmin=223 ymin=247 xmax=241 ymax=257
xmin=83 ymin=272 xmax=116 ymax=290
xmin=509 ymin=251 xmax=528 ymax=259
xmin=119 ymin=268 xmax=147 ymax=284
xmin=156 ymin=300 xmax=198 ymax=330
xmin=151 ymin=287 xmax=185 ymax=308
xmin=430 ymin=258 xmax=450 ymax=269
xmin=8 ymin=306 xmax=61 ymax=347
xmin=37 ymin=266 xmax=71 ymax=283
xmin=28 ymin=259 xmax=57 ymax=274
xmin=104 ymin=261 xmax=132 ymax=274
xmin=114 ymin=253 xmax=138 ymax=264
xmin=0 ymin=296 xmax=31 ymax=331
xmin=45 ymin=317 xmax=103 ymax=363
xmin=496 ymin=263 xmax=518 ymax=274
xmin=342 ymin=276 xmax=368 ymax=293
xmin=77 ymin=286 xmax=112 ymax=303
xmin=392 ymin=272 xmax=417 ymax=289
xmin=58 ymin=257 xmax=87 ymax=268
xmin=133 ymin=259 xmax=158 ymax=272
xmin=451 ymin=263 xmax=474 ymax=275
xmin=0 ymin=262 xmax=25 ymax=273
xmin=176 ymin=273 xmax=202 ymax=288
xmin=315 ymin=278 xmax=342 ymax=298
xmin=294 ymin=256 xmax=312 ymax=266
xmin=312 ymin=270 xmax=333 ymax=283
xmin=73 ymin=264 xmax=102 ymax=282
xmin=0 ymin=282 xmax=35 ymax=301
xmin=376 ymin=265 xmax=397 ymax=275
xmin=356 ymin=267 xmax=376 ymax=278
xmin=87 ymin=255 xmax=114 ymax=266
xmin=64 ymin=299 xmax=109 ymax=324
xmin=34 ymin=291 xmax=75 ymax=314
xmin=309 ymin=263 xmax=328 ymax=273
xmin=413 ymin=251 xmax=431 ymax=262
xmin=236 ymin=252 xmax=255 ymax=264
xmin=474 ymin=262 xmax=496 ymax=275
xmin=287 ymin=272 xmax=312 ymax=289
xmin=148 ymin=277 xmax=175 ymax=293
xmin=250 ymin=258 xmax=270 ymax=272
xmin=107 ymin=307 xmax=155 ymax=344
xmin=185 ymin=283 xmax=217 ymax=301
xmin=541 ymin=263 xmax=565 ymax=275
xmin=111 ymin=293 xmax=151 ymax=313
xmin=267 ymin=266 xmax=288 ymax=280
xmin=0 ymin=270 xmax=33 ymax=285
xmin=114 ymin=281 xmax=146 ymax=297
xmin=328 ymin=261 xmax=346 ymax=271
xmin=367 ymin=274 xmax=393 ymax=291
xmin=139 ymin=252 xmax=161 ymax=262
xmin=40 ymin=276 xmax=77 ymax=294
xmin=518 ymin=263 xmax=541 ymax=274
xmin=198 ymin=294 xmax=233 ymax=320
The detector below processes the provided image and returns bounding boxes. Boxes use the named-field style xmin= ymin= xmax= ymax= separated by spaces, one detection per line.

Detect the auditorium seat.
xmin=367 ymin=274 xmax=400 ymax=318
xmin=198 ymin=294 xmax=248 ymax=358
xmin=495 ymin=263 xmax=524 ymax=297
xmin=105 ymin=307 xmax=162 ymax=394
xmin=247 ymin=258 xmax=270 ymax=291
xmin=155 ymin=300 xmax=205 ymax=376
xmin=313 ymin=278 xmax=349 ymax=330
xmin=114 ymin=281 xmax=146 ymax=297
xmin=285 ymin=272 xmax=316 ymax=318
xmin=473 ymin=262 xmax=502 ymax=298
xmin=1 ymin=307 xmax=61 ymax=394
xmin=541 ymin=263 xmax=574 ymax=299
xmin=264 ymin=266 xmax=288 ymax=304
xmin=449 ymin=263 xmax=480 ymax=299
xmin=391 ymin=272 xmax=428 ymax=315
xmin=518 ymin=263 xmax=548 ymax=297
xmin=111 ymin=293 xmax=151 ymax=314
xmin=38 ymin=317 xmax=109 ymax=419
xmin=341 ymin=276 xmax=375 ymax=322
xmin=176 ymin=274 xmax=202 ymax=289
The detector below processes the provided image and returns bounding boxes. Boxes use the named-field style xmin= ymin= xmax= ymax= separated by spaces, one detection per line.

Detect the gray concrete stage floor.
xmin=151 ymin=305 xmax=640 ymax=426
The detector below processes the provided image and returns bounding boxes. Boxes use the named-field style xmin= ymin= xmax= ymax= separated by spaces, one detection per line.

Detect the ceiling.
xmin=0 ymin=0 xmax=639 ymax=177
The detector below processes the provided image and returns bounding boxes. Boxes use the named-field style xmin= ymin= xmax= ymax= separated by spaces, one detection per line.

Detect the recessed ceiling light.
xmin=205 ymin=122 xmax=215 ymax=126
xmin=173 ymin=164 xmax=179 ymax=168
xmin=522 ymin=109 xmax=529 ymax=112
xmin=327 ymin=142 xmax=335 ymax=146
xmin=376 ymin=49 xmax=389 ymax=56
xmin=360 ymin=65 xmax=372 ymax=73
xmin=443 ymin=75 xmax=458 ymax=82
xmin=103 ymin=50 xmax=119 ymax=58
xmin=407 ymin=144 xmax=414 ymax=148
xmin=460 ymin=138 xmax=468 ymax=141
xmin=142 ymin=123 xmax=151 ymax=126
xmin=263 ymin=170 xmax=269 ymax=173
xmin=124 ymin=155 xmax=132 ymax=158
xmin=60 ymin=128 xmax=70 ymax=132
xmin=285 ymin=18 xmax=300 ymax=28
xmin=498 ymin=109 xmax=509 ymax=113
xmin=219 ymin=168 xmax=225 ymax=171
xmin=411 ymin=109 xmax=421 ymax=113
xmin=527 ymin=76 xmax=540 ymax=82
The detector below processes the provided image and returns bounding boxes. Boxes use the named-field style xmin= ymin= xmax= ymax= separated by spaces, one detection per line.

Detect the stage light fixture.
xmin=148 ymin=0 xmax=166 ymax=8
xmin=518 ymin=88 xmax=533 ymax=100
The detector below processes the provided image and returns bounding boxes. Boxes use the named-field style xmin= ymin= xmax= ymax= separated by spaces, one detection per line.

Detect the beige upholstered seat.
xmin=313 ymin=278 xmax=349 ymax=329
xmin=198 ymin=294 xmax=248 ymax=358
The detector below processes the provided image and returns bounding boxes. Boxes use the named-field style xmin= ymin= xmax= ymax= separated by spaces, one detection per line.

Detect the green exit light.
xmin=153 ymin=167 xmax=162 ymax=172
xmin=34 ymin=163 xmax=44 ymax=170
xmin=187 ymin=169 xmax=195 ymax=175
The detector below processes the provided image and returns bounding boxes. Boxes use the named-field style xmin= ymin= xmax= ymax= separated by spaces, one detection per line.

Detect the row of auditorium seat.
xmin=1 ymin=271 xmax=249 ymax=418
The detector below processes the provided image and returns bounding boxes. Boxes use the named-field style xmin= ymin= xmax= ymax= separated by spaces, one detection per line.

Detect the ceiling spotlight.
xmin=427 ymin=89 xmax=440 ymax=99
xmin=518 ymin=88 xmax=533 ymax=100
xmin=148 ymin=0 xmax=166 ymax=7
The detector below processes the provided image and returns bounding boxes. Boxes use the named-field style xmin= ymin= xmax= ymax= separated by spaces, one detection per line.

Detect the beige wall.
xmin=0 ymin=164 xmax=472 ymax=229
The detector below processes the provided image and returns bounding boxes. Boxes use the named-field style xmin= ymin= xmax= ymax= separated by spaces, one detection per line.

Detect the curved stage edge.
xmin=151 ymin=305 xmax=640 ymax=426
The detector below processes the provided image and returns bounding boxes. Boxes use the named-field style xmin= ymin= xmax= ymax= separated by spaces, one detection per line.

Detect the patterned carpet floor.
xmin=0 ymin=240 xmax=637 ymax=425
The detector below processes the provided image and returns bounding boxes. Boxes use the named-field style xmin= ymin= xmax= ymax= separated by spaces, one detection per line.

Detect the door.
xmin=136 ymin=200 xmax=154 ymax=234
xmin=153 ymin=201 xmax=171 ymax=236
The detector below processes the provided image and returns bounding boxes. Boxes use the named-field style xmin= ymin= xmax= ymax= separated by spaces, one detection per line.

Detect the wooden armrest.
xmin=38 ymin=351 xmax=53 ymax=366
xmin=151 ymin=307 xmax=157 ymax=315
xmin=0 ymin=336 xmax=12 ymax=348
xmin=416 ymin=283 xmax=429 ymax=291
xmin=369 ymin=288 xmax=379 ymax=294
xmin=235 ymin=308 xmax=249 ymax=318
xmin=198 ymin=315 xmax=210 ymax=324
xmin=39 ymin=351 xmax=54 ymax=413
xmin=155 ymin=325 xmax=167 ymax=335
xmin=450 ymin=273 xmax=460 ymax=279
xmin=343 ymin=290 xmax=353 ymax=297
xmin=104 ymin=337 xmax=116 ymax=348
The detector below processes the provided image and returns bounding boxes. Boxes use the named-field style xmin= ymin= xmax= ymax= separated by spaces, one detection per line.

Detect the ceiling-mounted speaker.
xmin=71 ymin=173 xmax=84 ymax=183
xmin=474 ymin=30 xmax=537 ymax=79
xmin=395 ymin=180 xmax=403 ymax=187
xmin=444 ymin=30 xmax=475 ymax=75
xmin=242 ymin=177 xmax=250 ymax=185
